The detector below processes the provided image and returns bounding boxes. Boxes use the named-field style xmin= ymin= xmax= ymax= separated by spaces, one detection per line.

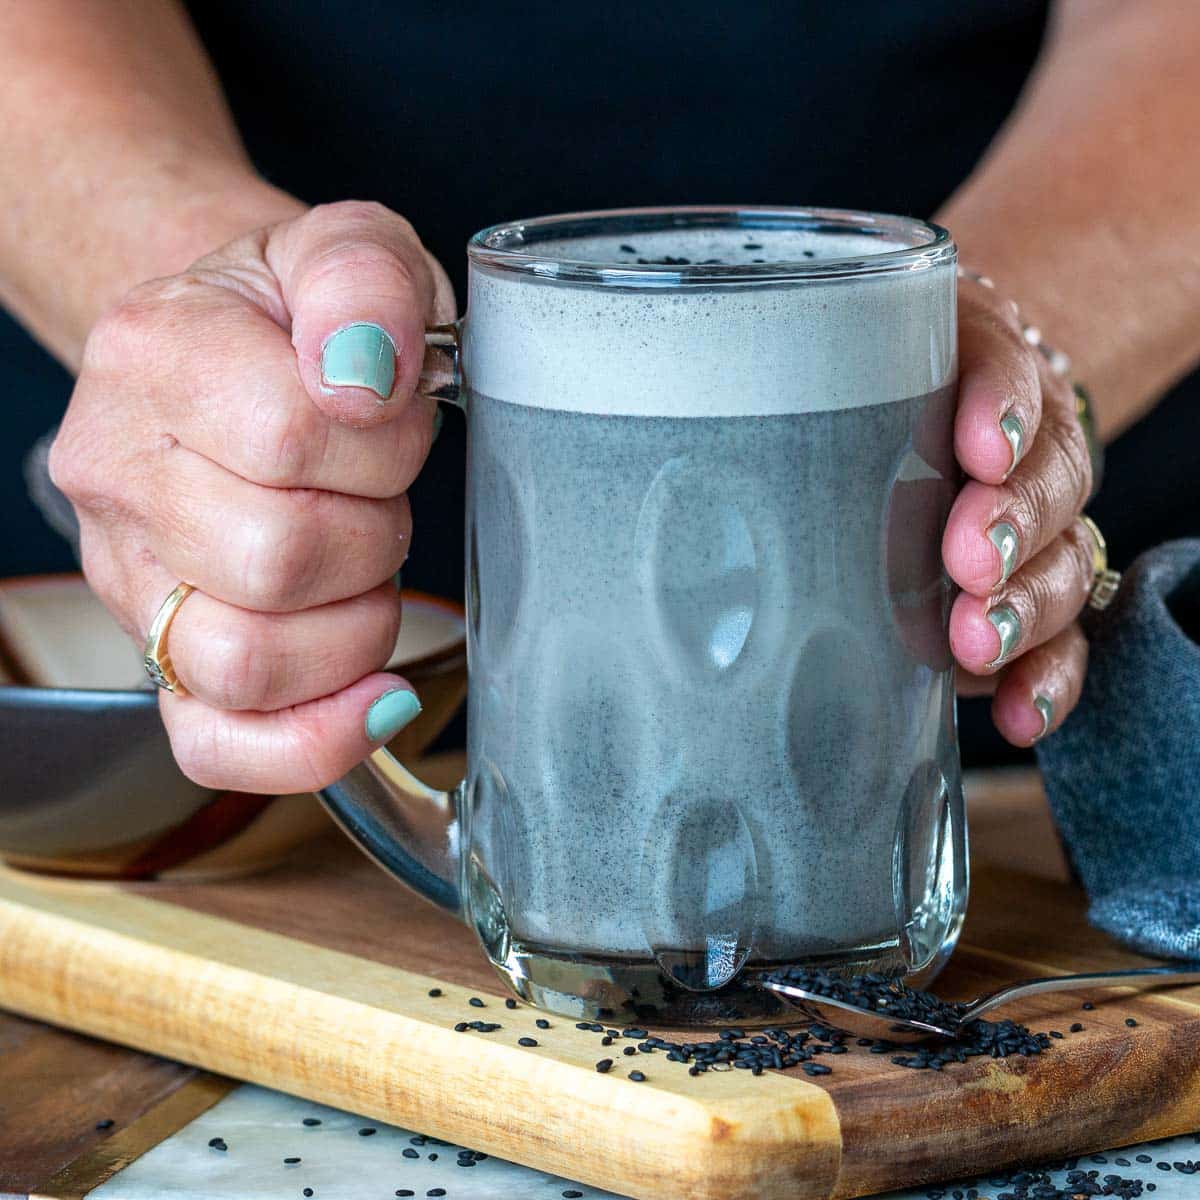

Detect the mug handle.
xmin=318 ymin=324 xmax=467 ymax=918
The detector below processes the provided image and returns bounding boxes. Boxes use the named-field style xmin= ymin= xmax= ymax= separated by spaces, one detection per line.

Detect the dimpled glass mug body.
xmin=320 ymin=207 xmax=966 ymax=1025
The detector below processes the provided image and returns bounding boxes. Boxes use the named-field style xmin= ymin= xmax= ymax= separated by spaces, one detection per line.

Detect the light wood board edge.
xmin=0 ymin=871 xmax=841 ymax=1200
xmin=31 ymin=1075 xmax=235 ymax=1200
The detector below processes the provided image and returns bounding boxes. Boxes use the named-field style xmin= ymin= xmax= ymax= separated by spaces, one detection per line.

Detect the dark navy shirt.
xmin=3 ymin=2 xmax=1195 ymax=759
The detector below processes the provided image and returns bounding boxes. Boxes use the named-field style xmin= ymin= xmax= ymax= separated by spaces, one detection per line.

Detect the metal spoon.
xmin=762 ymin=965 xmax=1200 ymax=1044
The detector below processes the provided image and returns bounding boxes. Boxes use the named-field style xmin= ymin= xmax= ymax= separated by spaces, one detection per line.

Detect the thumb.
xmin=267 ymin=200 xmax=455 ymax=426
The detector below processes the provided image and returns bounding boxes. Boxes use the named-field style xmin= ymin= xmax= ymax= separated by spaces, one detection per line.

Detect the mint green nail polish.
xmin=322 ymin=322 xmax=396 ymax=399
xmin=987 ymin=521 xmax=1019 ymax=585
xmin=1032 ymin=693 xmax=1053 ymax=741
xmin=986 ymin=605 xmax=1021 ymax=668
xmin=365 ymin=688 xmax=421 ymax=742
xmin=999 ymin=413 xmax=1024 ymax=476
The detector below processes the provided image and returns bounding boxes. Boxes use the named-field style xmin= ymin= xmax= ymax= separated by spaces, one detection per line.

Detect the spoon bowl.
xmin=764 ymin=965 xmax=1200 ymax=1043
xmin=761 ymin=980 xmax=953 ymax=1042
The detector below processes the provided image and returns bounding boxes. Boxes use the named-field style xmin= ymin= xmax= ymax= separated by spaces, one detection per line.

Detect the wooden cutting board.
xmin=1 ymin=778 xmax=1198 ymax=1200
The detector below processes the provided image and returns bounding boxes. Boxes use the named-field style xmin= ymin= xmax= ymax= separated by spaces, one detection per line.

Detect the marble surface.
xmin=90 ymin=1082 xmax=1200 ymax=1199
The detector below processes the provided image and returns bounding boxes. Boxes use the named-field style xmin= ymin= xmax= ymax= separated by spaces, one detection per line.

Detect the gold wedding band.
xmin=1078 ymin=515 xmax=1121 ymax=612
xmin=142 ymin=582 xmax=195 ymax=693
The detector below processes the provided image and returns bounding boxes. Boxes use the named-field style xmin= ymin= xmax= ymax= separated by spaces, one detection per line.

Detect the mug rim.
xmin=466 ymin=205 xmax=955 ymax=287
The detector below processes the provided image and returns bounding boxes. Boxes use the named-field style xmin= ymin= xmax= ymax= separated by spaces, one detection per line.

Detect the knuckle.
xmin=281 ymin=707 xmax=345 ymax=792
xmin=167 ymin=714 xmax=228 ymax=791
xmin=231 ymin=497 xmax=323 ymax=610
xmin=1049 ymin=417 xmax=1094 ymax=511
xmin=315 ymin=199 xmax=417 ymax=247
xmin=83 ymin=282 xmax=173 ymax=371
xmin=1005 ymin=467 xmax=1055 ymax=546
xmin=195 ymin=625 xmax=276 ymax=712
xmin=241 ymin=395 xmax=324 ymax=488
xmin=315 ymin=198 xmax=395 ymax=229
xmin=46 ymin=424 xmax=89 ymax=501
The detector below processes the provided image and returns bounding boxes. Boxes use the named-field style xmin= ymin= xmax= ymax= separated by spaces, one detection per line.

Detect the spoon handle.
xmin=963 ymin=965 xmax=1200 ymax=1022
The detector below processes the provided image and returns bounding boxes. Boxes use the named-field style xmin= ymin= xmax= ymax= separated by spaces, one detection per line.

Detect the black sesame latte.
xmin=460 ymin=214 xmax=963 ymax=1022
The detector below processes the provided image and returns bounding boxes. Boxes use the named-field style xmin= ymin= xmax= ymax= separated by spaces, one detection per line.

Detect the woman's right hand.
xmin=50 ymin=201 xmax=456 ymax=795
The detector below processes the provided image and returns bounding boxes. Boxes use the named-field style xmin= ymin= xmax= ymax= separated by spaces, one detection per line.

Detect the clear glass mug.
xmin=320 ymin=206 xmax=966 ymax=1025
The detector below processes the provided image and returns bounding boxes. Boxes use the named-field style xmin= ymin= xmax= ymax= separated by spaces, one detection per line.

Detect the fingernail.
xmin=999 ymin=413 xmax=1024 ymax=477
xmin=392 ymin=569 xmax=403 ymax=593
xmin=987 ymin=521 xmax=1019 ymax=585
xmin=321 ymin=322 xmax=397 ymax=399
xmin=365 ymin=688 xmax=421 ymax=742
xmin=986 ymin=604 xmax=1021 ymax=668
xmin=432 ymin=405 xmax=444 ymax=444
xmin=1032 ymin=693 xmax=1053 ymax=742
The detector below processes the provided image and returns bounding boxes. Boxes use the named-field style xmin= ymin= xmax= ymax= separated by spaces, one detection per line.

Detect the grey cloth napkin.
xmin=1036 ymin=539 xmax=1200 ymax=958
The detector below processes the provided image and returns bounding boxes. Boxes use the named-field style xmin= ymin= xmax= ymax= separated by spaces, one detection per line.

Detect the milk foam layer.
xmin=465 ymin=226 xmax=956 ymax=417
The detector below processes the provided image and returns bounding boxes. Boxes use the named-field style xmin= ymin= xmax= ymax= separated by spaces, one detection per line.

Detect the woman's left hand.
xmin=943 ymin=273 xmax=1096 ymax=746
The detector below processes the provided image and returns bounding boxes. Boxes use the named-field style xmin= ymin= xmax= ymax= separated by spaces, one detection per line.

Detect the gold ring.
xmin=1078 ymin=516 xmax=1121 ymax=611
xmin=142 ymin=583 xmax=195 ymax=693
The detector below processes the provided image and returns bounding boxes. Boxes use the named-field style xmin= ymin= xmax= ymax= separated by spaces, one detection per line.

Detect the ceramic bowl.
xmin=0 ymin=574 xmax=466 ymax=879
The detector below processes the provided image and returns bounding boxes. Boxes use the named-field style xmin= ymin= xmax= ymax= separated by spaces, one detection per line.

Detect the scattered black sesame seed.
xmin=302 ymin=1117 xmax=321 ymax=1127
xmin=623 ymin=1027 xmax=648 ymax=1039
xmin=1082 ymin=1001 xmax=1095 ymax=1010
xmin=743 ymin=242 xmax=763 ymax=250
xmin=623 ymin=1047 xmax=638 ymax=1056
xmin=629 ymin=1070 xmax=646 ymax=1082
xmin=1126 ymin=1017 xmax=1139 ymax=1027
xmin=427 ymin=988 xmax=442 ymax=998
xmin=468 ymin=997 xmax=485 ymax=1008
xmin=284 ymin=1157 xmax=301 ymax=1165
xmin=595 ymin=1058 xmax=613 ymax=1073
xmin=208 ymin=1137 xmax=228 ymax=1152
xmin=95 ymin=1119 xmax=115 ymax=1131
xmin=358 ymin=1127 xmax=377 ymax=1137
xmin=536 ymin=1018 xmax=551 ymax=1029
xmin=403 ymin=1148 xmax=420 ymax=1159
xmin=518 ymin=1037 xmax=538 ymax=1047
xmin=1070 ymin=1023 xmax=1084 ymax=1033
xmin=396 ymin=1192 xmax=414 ymax=1197
xmin=575 ymin=1022 xmax=591 ymax=1030
xmin=563 ymin=1192 xmax=584 ymax=1198
xmin=428 ymin=1153 xmax=438 ymax=1161
xmin=619 ymin=244 xmax=637 ymax=254
xmin=1116 ymin=1157 xmax=1131 ymax=1167
xmin=802 ymin=249 xmax=816 ymax=258
xmin=427 ymin=1189 xmax=446 ymax=1197
xmin=601 ymin=1035 xmax=613 ymax=1046
xmin=505 ymin=998 xmax=518 ymax=1009
xmin=453 ymin=1022 xmax=469 ymax=1032
xmin=1049 ymin=1030 xmax=1064 ymax=1039
xmin=303 ymin=1190 xmax=313 ymax=1198
xmin=1138 ymin=1154 xmax=1153 ymax=1163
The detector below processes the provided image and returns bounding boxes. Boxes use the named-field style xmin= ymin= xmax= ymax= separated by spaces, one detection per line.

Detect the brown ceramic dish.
xmin=0 ymin=574 xmax=466 ymax=880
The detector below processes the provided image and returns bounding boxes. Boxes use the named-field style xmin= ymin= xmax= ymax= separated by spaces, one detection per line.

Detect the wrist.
xmin=15 ymin=160 xmax=306 ymax=370
xmin=150 ymin=168 xmax=308 ymax=284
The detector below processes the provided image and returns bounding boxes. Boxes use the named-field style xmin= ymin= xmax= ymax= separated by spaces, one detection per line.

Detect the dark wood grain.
xmin=0 ymin=1010 xmax=195 ymax=1198
xmin=144 ymin=832 xmax=1200 ymax=1196
xmin=4 ymin=769 xmax=1199 ymax=1200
